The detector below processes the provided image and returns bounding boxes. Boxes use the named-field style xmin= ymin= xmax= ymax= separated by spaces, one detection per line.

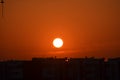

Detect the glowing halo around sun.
xmin=53 ymin=38 xmax=63 ymax=48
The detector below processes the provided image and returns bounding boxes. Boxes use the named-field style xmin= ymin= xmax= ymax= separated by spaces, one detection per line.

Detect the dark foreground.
xmin=0 ymin=57 xmax=120 ymax=80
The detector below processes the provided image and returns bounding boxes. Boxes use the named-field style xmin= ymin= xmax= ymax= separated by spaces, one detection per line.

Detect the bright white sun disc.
xmin=53 ymin=38 xmax=63 ymax=48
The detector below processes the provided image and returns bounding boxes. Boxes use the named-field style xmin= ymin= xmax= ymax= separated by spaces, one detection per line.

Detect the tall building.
xmin=105 ymin=58 xmax=120 ymax=80
xmin=0 ymin=61 xmax=23 ymax=80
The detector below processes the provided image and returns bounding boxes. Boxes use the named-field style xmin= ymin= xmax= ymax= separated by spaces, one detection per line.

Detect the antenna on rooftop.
xmin=0 ymin=0 xmax=4 ymax=17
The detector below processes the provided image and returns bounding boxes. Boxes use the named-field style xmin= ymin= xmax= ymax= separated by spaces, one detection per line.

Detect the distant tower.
xmin=0 ymin=0 xmax=4 ymax=17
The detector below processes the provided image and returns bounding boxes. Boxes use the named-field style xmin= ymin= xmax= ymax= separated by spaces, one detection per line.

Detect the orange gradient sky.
xmin=0 ymin=0 xmax=120 ymax=60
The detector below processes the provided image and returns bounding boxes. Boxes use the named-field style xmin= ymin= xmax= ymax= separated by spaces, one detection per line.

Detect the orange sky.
xmin=0 ymin=0 xmax=120 ymax=60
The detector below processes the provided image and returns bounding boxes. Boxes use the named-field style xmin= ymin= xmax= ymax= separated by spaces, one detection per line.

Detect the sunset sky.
xmin=0 ymin=0 xmax=120 ymax=60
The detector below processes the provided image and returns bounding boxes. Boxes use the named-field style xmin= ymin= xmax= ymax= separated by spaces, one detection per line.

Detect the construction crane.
xmin=0 ymin=0 xmax=4 ymax=17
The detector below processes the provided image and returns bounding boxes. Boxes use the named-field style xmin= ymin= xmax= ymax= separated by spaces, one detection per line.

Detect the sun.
xmin=53 ymin=38 xmax=63 ymax=48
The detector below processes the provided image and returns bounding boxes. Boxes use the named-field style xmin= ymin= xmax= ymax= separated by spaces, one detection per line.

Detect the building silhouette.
xmin=0 ymin=57 xmax=120 ymax=80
